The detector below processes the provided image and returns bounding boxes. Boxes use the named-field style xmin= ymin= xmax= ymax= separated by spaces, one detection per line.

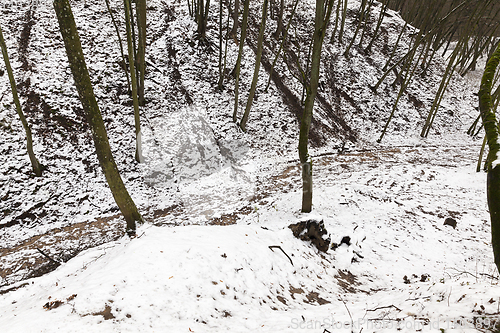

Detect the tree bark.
xmin=54 ymin=0 xmax=143 ymax=236
xmin=298 ymin=0 xmax=333 ymax=213
xmin=232 ymin=0 xmax=250 ymax=123
xmin=273 ymin=0 xmax=284 ymax=38
xmin=136 ymin=0 xmax=146 ymax=106
xmin=104 ymin=0 xmax=131 ymax=93
xmin=240 ymin=0 xmax=268 ymax=131
xmin=124 ymin=0 xmax=144 ymax=163
xmin=478 ymin=42 xmax=500 ymax=273
xmin=230 ymin=0 xmax=240 ymax=38
xmin=265 ymin=0 xmax=299 ymax=92
xmin=0 ymin=23 xmax=42 ymax=177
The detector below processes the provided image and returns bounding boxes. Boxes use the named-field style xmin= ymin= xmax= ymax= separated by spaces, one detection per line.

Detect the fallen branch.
xmin=405 ymin=296 xmax=431 ymax=301
xmin=366 ymin=305 xmax=402 ymax=312
xmin=340 ymin=296 xmax=355 ymax=333
xmin=447 ymin=267 xmax=499 ymax=280
xmin=269 ymin=245 xmax=293 ymax=266
xmin=0 ymin=282 xmax=29 ymax=295
xmin=37 ymin=248 xmax=62 ymax=266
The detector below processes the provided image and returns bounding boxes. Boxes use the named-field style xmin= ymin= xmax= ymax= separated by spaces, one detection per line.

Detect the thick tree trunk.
xmin=0 ymin=23 xmax=42 ymax=177
xmin=240 ymin=0 xmax=268 ymax=131
xmin=298 ymin=0 xmax=333 ymax=213
xmin=478 ymin=42 xmax=500 ymax=273
xmin=196 ymin=0 xmax=210 ymax=42
xmin=54 ymin=0 xmax=143 ymax=236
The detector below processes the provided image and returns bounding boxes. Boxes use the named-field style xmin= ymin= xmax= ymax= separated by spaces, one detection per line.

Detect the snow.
xmin=1 ymin=0 xmax=499 ymax=331
xmin=2 ymin=141 xmax=499 ymax=332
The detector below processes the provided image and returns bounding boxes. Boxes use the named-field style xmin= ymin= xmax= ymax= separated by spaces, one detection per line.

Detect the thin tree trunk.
xmin=104 ymin=0 xmax=131 ymax=93
xmin=338 ymin=0 xmax=347 ymax=43
xmin=239 ymin=0 xmax=268 ymax=131
xmin=128 ymin=0 xmax=139 ymax=84
xmin=330 ymin=0 xmax=342 ymax=44
xmin=53 ymin=0 xmax=143 ymax=236
xmin=344 ymin=0 xmax=367 ymax=57
xmin=265 ymin=0 xmax=299 ymax=92
xmin=124 ymin=0 xmax=143 ymax=162
xmin=218 ymin=0 xmax=223 ymax=89
xmin=218 ymin=0 xmax=232 ymax=90
xmin=136 ymin=0 xmax=146 ymax=106
xmin=298 ymin=0 xmax=334 ymax=213
xmin=477 ymin=135 xmax=487 ymax=173
xmin=357 ymin=0 xmax=374 ymax=48
xmin=230 ymin=0 xmax=240 ymax=38
xmin=273 ymin=0 xmax=284 ymax=38
xmin=365 ymin=0 xmax=389 ymax=52
xmin=232 ymin=0 xmax=250 ymax=123
xmin=196 ymin=0 xmax=209 ymax=41
xmin=0 ymin=23 xmax=42 ymax=177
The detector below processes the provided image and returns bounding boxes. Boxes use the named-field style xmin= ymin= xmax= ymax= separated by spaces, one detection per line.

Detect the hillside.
xmin=0 ymin=0 xmax=498 ymax=331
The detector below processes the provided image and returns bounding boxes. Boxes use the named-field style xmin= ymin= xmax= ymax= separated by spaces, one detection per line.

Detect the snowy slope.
xmin=1 ymin=0 xmax=499 ymax=331
xmin=1 ymin=145 xmax=499 ymax=332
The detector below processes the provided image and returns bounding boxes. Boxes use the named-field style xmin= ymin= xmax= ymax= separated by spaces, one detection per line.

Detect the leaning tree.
xmin=54 ymin=0 xmax=143 ymax=236
xmin=0 ymin=23 xmax=43 ymax=177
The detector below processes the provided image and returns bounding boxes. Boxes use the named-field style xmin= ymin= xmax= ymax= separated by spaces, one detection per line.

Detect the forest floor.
xmin=2 ymin=136 xmax=500 ymax=332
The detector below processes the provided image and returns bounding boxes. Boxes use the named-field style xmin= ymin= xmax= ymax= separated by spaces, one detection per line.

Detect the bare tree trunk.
xmin=194 ymin=0 xmax=210 ymax=43
xmin=104 ymin=0 xmax=131 ymax=93
xmin=0 ymin=23 xmax=42 ymax=177
xmin=240 ymin=0 xmax=268 ymax=131
xmin=230 ymin=0 xmax=240 ymax=38
xmin=124 ymin=0 xmax=144 ymax=163
xmin=298 ymin=0 xmax=334 ymax=213
xmin=136 ymin=0 xmax=146 ymax=106
xmin=218 ymin=0 xmax=232 ymax=90
xmin=265 ymin=0 xmax=299 ymax=91
xmin=273 ymin=0 xmax=284 ymax=38
xmin=232 ymin=0 xmax=250 ymax=123
xmin=54 ymin=0 xmax=143 ymax=236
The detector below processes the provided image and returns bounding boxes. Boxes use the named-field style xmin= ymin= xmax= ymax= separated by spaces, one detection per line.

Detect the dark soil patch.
xmin=92 ymin=304 xmax=115 ymax=320
xmin=209 ymin=206 xmax=253 ymax=226
xmin=335 ymin=270 xmax=361 ymax=293
xmin=0 ymin=214 xmax=124 ymax=287
xmin=18 ymin=7 xmax=35 ymax=71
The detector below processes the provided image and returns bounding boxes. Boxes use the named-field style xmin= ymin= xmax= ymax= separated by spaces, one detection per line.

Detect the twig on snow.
xmin=268 ymin=245 xmax=293 ymax=266
xmin=366 ymin=304 xmax=402 ymax=312
xmin=447 ymin=267 xmax=499 ymax=280
xmin=0 ymin=89 xmax=7 ymax=103
xmin=37 ymin=248 xmax=62 ymax=266
xmin=340 ymin=296 xmax=355 ymax=333
xmin=405 ymin=296 xmax=431 ymax=301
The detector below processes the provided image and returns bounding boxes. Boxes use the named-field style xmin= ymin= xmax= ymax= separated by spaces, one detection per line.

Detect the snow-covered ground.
xmin=1 ymin=140 xmax=500 ymax=332
xmin=1 ymin=0 xmax=499 ymax=331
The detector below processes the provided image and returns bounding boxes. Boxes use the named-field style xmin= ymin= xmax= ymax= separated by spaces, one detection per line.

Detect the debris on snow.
xmin=288 ymin=219 xmax=331 ymax=252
